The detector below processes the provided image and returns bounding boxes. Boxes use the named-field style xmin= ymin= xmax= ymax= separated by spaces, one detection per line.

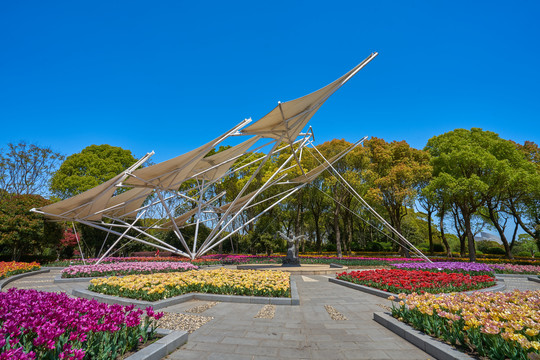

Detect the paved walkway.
xmin=4 ymin=270 xmax=540 ymax=360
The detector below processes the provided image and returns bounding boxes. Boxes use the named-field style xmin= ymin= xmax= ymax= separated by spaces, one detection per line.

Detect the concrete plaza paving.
xmin=4 ymin=269 xmax=540 ymax=359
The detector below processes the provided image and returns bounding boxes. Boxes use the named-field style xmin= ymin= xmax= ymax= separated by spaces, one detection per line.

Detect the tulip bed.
xmin=336 ymin=269 xmax=496 ymax=294
xmin=392 ymin=261 xmax=495 ymax=275
xmin=392 ymin=261 xmax=540 ymax=275
xmin=202 ymin=254 xmax=424 ymax=266
xmin=89 ymin=268 xmax=291 ymax=301
xmin=48 ymin=254 xmax=426 ymax=267
xmin=490 ymin=263 xmax=540 ymax=275
xmin=390 ymin=290 xmax=540 ymax=359
xmin=61 ymin=261 xmax=198 ymax=278
xmin=0 ymin=288 xmax=163 ymax=360
xmin=0 ymin=261 xmax=40 ymax=280
xmin=46 ymin=256 xmax=210 ymax=267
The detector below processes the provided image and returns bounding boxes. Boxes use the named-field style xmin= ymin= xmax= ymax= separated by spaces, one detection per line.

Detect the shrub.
xmin=432 ymin=243 xmax=445 ymax=252
xmin=485 ymin=247 xmax=506 ymax=255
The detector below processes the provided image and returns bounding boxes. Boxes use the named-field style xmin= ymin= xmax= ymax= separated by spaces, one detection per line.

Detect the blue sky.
xmin=1 ymin=1 xmax=539 ymax=164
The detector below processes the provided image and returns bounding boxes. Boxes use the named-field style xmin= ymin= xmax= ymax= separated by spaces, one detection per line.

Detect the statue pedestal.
xmin=281 ymin=258 xmax=301 ymax=267
xmin=282 ymin=246 xmax=300 ymax=267
xmin=279 ymin=232 xmax=304 ymax=267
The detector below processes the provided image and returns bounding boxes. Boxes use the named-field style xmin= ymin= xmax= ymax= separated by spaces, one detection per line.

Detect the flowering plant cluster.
xmin=47 ymin=256 xmax=196 ymax=267
xmin=390 ymin=290 xmax=540 ymax=359
xmin=336 ymin=269 xmax=495 ymax=294
xmin=49 ymin=254 xmax=426 ymax=267
xmin=200 ymin=254 xmax=424 ymax=266
xmin=0 ymin=261 xmax=40 ymax=280
xmin=431 ymin=257 xmax=538 ymax=266
xmin=393 ymin=261 xmax=540 ymax=275
xmin=61 ymin=261 xmax=198 ymax=278
xmin=392 ymin=261 xmax=495 ymax=275
xmin=489 ymin=263 xmax=540 ymax=275
xmin=0 ymin=288 xmax=163 ymax=360
xmin=89 ymin=268 xmax=290 ymax=301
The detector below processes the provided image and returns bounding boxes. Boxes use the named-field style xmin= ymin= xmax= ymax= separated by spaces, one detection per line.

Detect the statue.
xmin=279 ymin=231 xmax=306 ymax=267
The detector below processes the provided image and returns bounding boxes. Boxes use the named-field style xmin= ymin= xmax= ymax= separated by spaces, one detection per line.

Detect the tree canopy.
xmin=0 ymin=193 xmax=62 ymax=260
xmin=0 ymin=142 xmax=63 ymax=197
xmin=50 ymin=144 xmax=137 ymax=199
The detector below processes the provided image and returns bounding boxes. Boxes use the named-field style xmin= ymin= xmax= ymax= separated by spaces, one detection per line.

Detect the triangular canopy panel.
xmin=32 ymin=53 xmax=387 ymax=261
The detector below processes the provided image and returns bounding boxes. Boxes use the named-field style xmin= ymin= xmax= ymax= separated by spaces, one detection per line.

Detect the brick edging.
xmin=124 ymin=329 xmax=188 ymax=360
xmin=373 ymin=312 xmax=474 ymax=360
xmin=0 ymin=269 xmax=51 ymax=291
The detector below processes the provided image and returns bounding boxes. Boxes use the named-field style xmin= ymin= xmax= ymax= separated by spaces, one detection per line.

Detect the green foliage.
xmin=364 ymin=137 xmax=432 ymax=255
xmin=511 ymin=234 xmax=538 ymax=257
xmin=485 ymin=246 xmax=506 ymax=255
xmin=0 ymin=142 xmax=64 ymax=197
xmin=432 ymin=243 xmax=445 ymax=252
xmin=424 ymin=128 xmax=525 ymax=260
xmin=50 ymin=144 xmax=137 ymax=199
xmin=0 ymin=194 xmax=62 ymax=260
xmin=476 ymin=240 xmax=502 ymax=253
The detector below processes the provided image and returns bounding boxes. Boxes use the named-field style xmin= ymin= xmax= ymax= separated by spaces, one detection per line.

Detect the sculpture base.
xmin=237 ymin=264 xmax=348 ymax=275
xmin=281 ymin=261 xmax=301 ymax=267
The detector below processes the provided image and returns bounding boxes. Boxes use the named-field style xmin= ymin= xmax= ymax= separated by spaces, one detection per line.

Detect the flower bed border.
xmin=73 ymin=279 xmax=299 ymax=309
xmin=54 ymin=273 xmax=102 ymax=283
xmin=495 ymin=273 xmax=538 ymax=278
xmin=373 ymin=312 xmax=474 ymax=360
xmin=328 ymin=277 xmax=506 ymax=300
xmin=124 ymin=328 xmax=188 ymax=360
xmin=0 ymin=268 xmax=50 ymax=290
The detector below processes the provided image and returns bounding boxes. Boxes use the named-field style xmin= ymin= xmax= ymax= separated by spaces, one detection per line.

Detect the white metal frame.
xmin=31 ymin=52 xmax=429 ymax=262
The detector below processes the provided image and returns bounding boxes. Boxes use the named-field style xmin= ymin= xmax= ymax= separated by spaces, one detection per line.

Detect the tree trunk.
xmin=334 ymin=203 xmax=342 ymax=258
xmin=463 ymin=211 xmax=476 ymax=262
xmin=509 ymin=221 xmax=519 ymax=252
xmin=509 ymin=200 xmax=538 ymax=241
xmin=427 ymin=208 xmax=433 ymax=253
xmin=347 ymin=214 xmax=353 ymax=256
xmin=452 ymin=209 xmax=467 ymax=257
xmin=294 ymin=191 xmax=303 ymax=237
xmin=486 ymin=202 xmax=513 ymax=259
xmin=439 ymin=211 xmax=452 ymax=257
xmin=313 ymin=212 xmax=322 ymax=254
xmin=459 ymin=234 xmax=467 ymax=258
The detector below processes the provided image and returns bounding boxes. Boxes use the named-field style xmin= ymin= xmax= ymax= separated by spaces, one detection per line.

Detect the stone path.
xmin=4 ymin=270 xmax=540 ymax=359
xmin=3 ymin=269 xmax=87 ymax=294
xmin=162 ymin=274 xmax=431 ymax=360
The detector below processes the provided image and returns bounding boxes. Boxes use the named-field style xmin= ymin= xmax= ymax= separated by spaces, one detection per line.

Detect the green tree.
xmin=364 ymin=137 xmax=432 ymax=257
xmin=317 ymin=139 xmax=367 ymax=258
xmin=475 ymin=137 xmax=538 ymax=258
xmin=0 ymin=193 xmax=62 ymax=260
xmin=511 ymin=234 xmax=538 ymax=257
xmin=426 ymin=129 xmax=539 ymax=261
xmin=50 ymin=144 xmax=137 ymax=199
xmin=509 ymin=141 xmax=540 ymax=248
xmin=425 ymin=129 xmax=496 ymax=261
xmin=49 ymin=145 xmax=139 ymax=257
xmin=0 ymin=142 xmax=64 ymax=197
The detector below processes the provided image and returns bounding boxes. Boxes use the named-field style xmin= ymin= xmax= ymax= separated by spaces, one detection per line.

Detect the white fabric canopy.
xmin=38 ymin=174 xmax=124 ymax=221
xmin=103 ymin=187 xmax=153 ymax=219
xmin=189 ymin=137 xmax=259 ymax=181
xmin=241 ymin=53 xmax=378 ymax=142
xmin=123 ymin=121 xmax=248 ymax=190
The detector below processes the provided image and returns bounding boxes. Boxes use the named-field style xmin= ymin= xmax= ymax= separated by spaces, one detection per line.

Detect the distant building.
xmin=474 ymin=232 xmax=501 ymax=242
